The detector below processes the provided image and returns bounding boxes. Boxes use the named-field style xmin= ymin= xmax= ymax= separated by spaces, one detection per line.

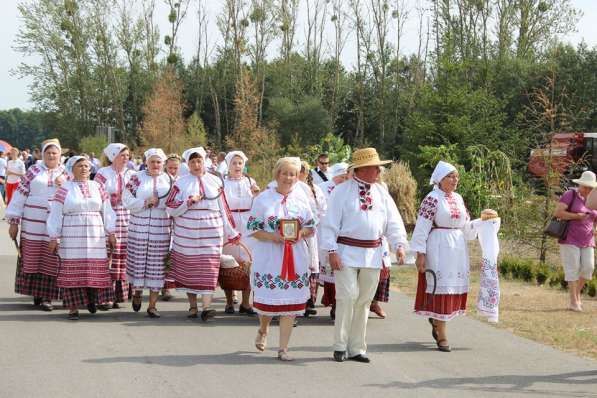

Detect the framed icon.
xmin=280 ymin=219 xmax=300 ymax=241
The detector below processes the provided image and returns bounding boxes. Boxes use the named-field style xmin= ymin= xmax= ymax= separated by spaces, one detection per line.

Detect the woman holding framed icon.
xmin=247 ymin=157 xmax=315 ymax=361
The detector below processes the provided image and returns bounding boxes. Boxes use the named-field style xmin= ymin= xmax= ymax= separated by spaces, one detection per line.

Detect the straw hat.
xmin=350 ymin=148 xmax=392 ymax=169
xmin=572 ymin=171 xmax=597 ymax=189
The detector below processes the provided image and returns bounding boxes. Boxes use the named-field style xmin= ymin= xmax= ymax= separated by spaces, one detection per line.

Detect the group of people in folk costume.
xmin=6 ymin=139 xmax=499 ymax=361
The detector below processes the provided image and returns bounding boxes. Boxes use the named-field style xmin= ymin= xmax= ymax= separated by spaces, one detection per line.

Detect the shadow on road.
xmin=364 ymin=370 xmax=597 ymax=397
xmin=83 ymin=351 xmax=331 ymax=367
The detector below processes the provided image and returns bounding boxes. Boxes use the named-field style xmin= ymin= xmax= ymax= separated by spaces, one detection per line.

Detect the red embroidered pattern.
xmin=98 ymin=183 xmax=109 ymax=201
xmin=355 ymin=178 xmax=373 ymax=211
xmin=418 ymin=195 xmax=438 ymax=220
xmin=165 ymin=185 xmax=183 ymax=208
xmin=77 ymin=181 xmax=91 ymax=198
xmin=126 ymin=174 xmax=141 ymax=195
xmin=54 ymin=187 xmax=68 ymax=204
xmin=445 ymin=192 xmax=460 ymax=219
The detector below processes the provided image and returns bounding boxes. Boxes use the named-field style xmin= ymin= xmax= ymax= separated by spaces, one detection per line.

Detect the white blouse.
xmin=122 ymin=171 xmax=173 ymax=213
xmin=319 ymin=178 xmax=408 ymax=269
xmin=47 ymin=180 xmax=116 ymax=239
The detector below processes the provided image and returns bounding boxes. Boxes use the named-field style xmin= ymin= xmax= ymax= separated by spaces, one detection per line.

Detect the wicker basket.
xmin=218 ymin=241 xmax=252 ymax=291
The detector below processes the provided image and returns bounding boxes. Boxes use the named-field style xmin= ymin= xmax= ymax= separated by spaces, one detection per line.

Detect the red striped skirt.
xmin=414 ymin=272 xmax=467 ymax=321
xmin=170 ymin=210 xmax=223 ymax=293
xmin=20 ymin=238 xmax=60 ymax=277
xmin=321 ymin=282 xmax=336 ymax=307
xmin=109 ymin=205 xmax=130 ymax=281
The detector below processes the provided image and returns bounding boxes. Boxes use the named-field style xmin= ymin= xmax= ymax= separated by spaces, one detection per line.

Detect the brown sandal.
xmin=437 ymin=339 xmax=451 ymax=352
xmin=187 ymin=306 xmax=199 ymax=318
xmin=255 ymin=329 xmax=267 ymax=352
xmin=428 ymin=318 xmax=439 ymax=342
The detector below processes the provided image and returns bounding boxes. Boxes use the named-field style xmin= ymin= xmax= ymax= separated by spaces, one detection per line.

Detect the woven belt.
xmin=431 ymin=226 xmax=459 ymax=230
xmin=337 ymin=236 xmax=382 ymax=248
xmin=230 ymin=209 xmax=251 ymax=213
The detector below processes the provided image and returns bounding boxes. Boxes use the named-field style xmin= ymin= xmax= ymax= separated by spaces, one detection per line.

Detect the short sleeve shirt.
xmin=558 ymin=189 xmax=597 ymax=248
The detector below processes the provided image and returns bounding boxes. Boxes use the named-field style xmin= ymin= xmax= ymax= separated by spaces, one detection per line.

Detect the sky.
xmin=1 ymin=0 xmax=597 ymax=111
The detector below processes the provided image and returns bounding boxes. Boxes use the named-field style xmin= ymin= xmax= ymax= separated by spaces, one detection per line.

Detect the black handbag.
xmin=544 ymin=191 xmax=578 ymax=239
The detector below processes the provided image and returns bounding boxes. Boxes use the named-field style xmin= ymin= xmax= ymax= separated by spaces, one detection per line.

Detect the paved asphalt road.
xmin=0 ymin=219 xmax=595 ymax=398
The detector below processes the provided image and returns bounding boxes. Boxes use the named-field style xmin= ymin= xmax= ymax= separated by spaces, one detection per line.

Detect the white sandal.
xmin=255 ymin=329 xmax=267 ymax=352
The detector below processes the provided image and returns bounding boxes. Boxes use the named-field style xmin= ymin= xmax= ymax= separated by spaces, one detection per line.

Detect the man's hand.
xmin=396 ymin=247 xmax=406 ymax=265
xmin=145 ymin=196 xmax=159 ymax=208
xmin=329 ymin=252 xmax=342 ymax=271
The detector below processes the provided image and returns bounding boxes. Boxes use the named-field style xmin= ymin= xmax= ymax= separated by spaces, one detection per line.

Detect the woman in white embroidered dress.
xmin=7 ymin=139 xmax=67 ymax=311
xmin=249 ymin=157 xmax=315 ymax=361
xmin=165 ymin=147 xmax=239 ymax=321
xmin=410 ymin=161 xmax=478 ymax=352
xmin=94 ymin=143 xmax=133 ymax=309
xmin=47 ymin=157 xmax=117 ymax=320
xmin=222 ymin=150 xmax=259 ymax=315
xmin=123 ymin=148 xmax=172 ymax=318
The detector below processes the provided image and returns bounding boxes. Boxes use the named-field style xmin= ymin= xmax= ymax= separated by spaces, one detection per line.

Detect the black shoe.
xmin=293 ymin=319 xmax=299 ymax=327
xmin=348 ymin=354 xmax=371 ymax=363
xmin=112 ymin=302 xmax=120 ymax=309
xmin=224 ymin=305 xmax=235 ymax=314
xmin=132 ymin=296 xmax=142 ymax=312
xmin=68 ymin=311 xmax=79 ymax=320
xmin=201 ymin=309 xmax=216 ymax=322
xmin=33 ymin=297 xmax=42 ymax=306
xmin=97 ymin=303 xmax=111 ymax=311
xmin=40 ymin=302 xmax=54 ymax=312
xmin=238 ymin=306 xmax=257 ymax=316
xmin=333 ymin=351 xmax=346 ymax=362
xmin=304 ymin=307 xmax=317 ymax=317
xmin=86 ymin=302 xmax=97 ymax=314
xmin=330 ymin=306 xmax=336 ymax=321
xmin=307 ymin=298 xmax=315 ymax=309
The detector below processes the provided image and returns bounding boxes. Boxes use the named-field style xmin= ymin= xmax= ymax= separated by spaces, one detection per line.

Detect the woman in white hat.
xmin=123 ymin=148 xmax=173 ymax=318
xmin=47 ymin=156 xmax=117 ymax=320
xmin=222 ymin=150 xmax=259 ymax=315
xmin=165 ymin=147 xmax=240 ymax=321
xmin=410 ymin=161 xmax=480 ymax=352
xmin=6 ymin=139 xmax=68 ymax=311
xmin=553 ymin=170 xmax=597 ymax=312
xmin=94 ymin=143 xmax=133 ymax=308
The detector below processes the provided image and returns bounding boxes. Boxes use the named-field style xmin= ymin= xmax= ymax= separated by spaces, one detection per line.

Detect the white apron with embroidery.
xmin=473 ymin=218 xmax=501 ymax=323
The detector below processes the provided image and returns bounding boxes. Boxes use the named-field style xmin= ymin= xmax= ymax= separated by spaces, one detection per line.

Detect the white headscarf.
xmin=103 ymin=143 xmax=127 ymax=162
xmin=144 ymin=148 xmax=167 ymax=162
xmin=183 ymin=147 xmax=207 ymax=163
xmin=329 ymin=162 xmax=349 ymax=178
xmin=66 ymin=156 xmax=88 ymax=176
xmin=225 ymin=150 xmax=248 ymax=166
xmin=41 ymin=139 xmax=61 ymax=155
xmin=430 ymin=160 xmax=457 ymax=186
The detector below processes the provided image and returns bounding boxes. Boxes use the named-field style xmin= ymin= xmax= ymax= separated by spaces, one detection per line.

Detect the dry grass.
xmin=393 ymin=266 xmax=597 ymax=360
xmin=383 ymin=162 xmax=418 ymax=225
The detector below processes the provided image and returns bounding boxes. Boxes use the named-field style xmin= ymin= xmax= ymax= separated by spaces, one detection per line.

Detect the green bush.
xmin=587 ymin=280 xmax=596 ymax=297
xmin=535 ymin=265 xmax=550 ymax=285
xmin=519 ymin=260 xmax=536 ymax=282
xmin=498 ymin=258 xmax=513 ymax=278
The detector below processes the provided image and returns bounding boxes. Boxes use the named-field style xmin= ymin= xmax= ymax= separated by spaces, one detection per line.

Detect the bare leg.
xmin=577 ymin=278 xmax=585 ymax=308
xmin=187 ymin=293 xmax=197 ymax=308
xmin=148 ymin=291 xmax=159 ymax=310
xmin=224 ymin=289 xmax=234 ymax=307
xmin=279 ymin=315 xmax=295 ymax=353
xmin=436 ymin=320 xmax=448 ymax=344
xmin=568 ymin=280 xmax=578 ymax=309
xmin=259 ymin=315 xmax=272 ymax=335
xmin=241 ymin=289 xmax=252 ymax=308
xmin=201 ymin=293 xmax=213 ymax=310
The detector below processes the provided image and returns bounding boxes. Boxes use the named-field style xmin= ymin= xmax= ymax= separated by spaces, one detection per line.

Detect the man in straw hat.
xmin=320 ymin=148 xmax=407 ymax=363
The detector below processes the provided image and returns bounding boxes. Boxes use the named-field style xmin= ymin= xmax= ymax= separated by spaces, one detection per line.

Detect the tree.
xmin=186 ymin=111 xmax=208 ymax=147
xmin=140 ymin=69 xmax=187 ymax=153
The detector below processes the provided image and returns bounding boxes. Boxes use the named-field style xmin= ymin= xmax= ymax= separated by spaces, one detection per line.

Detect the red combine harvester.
xmin=528 ymin=132 xmax=597 ymax=185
